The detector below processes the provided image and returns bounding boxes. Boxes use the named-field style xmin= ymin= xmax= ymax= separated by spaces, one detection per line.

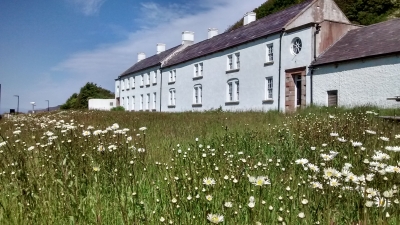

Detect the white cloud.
xmin=67 ymin=0 xmax=106 ymax=16
xmin=51 ymin=0 xmax=265 ymax=107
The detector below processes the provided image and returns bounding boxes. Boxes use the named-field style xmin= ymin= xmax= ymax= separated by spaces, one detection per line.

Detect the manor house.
xmin=113 ymin=0 xmax=400 ymax=112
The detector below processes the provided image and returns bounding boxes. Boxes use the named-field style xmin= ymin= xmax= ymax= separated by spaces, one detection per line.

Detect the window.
xmin=169 ymin=70 xmax=176 ymax=83
xmin=140 ymin=94 xmax=143 ymax=110
xmin=227 ymin=53 xmax=240 ymax=71
xmin=146 ymin=93 xmax=150 ymax=110
xmin=121 ymin=80 xmax=125 ymax=91
xmin=267 ymin=44 xmax=273 ymax=62
xmin=194 ymin=63 xmax=203 ymax=78
xmin=110 ymin=102 xmax=113 ymax=107
xmin=227 ymin=79 xmax=239 ymax=102
xmin=227 ymin=55 xmax=233 ymax=70
xmin=169 ymin=89 xmax=176 ymax=106
xmin=265 ymin=77 xmax=273 ymax=99
xmin=122 ymin=97 xmax=125 ymax=107
xmin=193 ymin=85 xmax=202 ymax=104
xmin=126 ymin=79 xmax=129 ymax=89
xmin=140 ymin=75 xmax=144 ymax=86
xmin=153 ymin=92 xmax=157 ymax=110
xmin=235 ymin=53 xmax=240 ymax=69
xmin=132 ymin=96 xmax=135 ymax=111
xmin=146 ymin=73 xmax=150 ymax=85
xmin=130 ymin=77 xmax=135 ymax=89
xmin=117 ymin=85 xmax=120 ymax=93
xmin=291 ymin=37 xmax=302 ymax=55
xmin=327 ymin=90 xmax=338 ymax=106
xmin=153 ymin=70 xmax=157 ymax=84
xmin=126 ymin=96 xmax=130 ymax=110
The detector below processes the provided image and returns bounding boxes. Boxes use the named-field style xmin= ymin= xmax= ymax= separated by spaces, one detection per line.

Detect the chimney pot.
xmin=157 ymin=43 xmax=166 ymax=54
xmin=138 ymin=52 xmax=146 ymax=62
xmin=208 ymin=28 xmax=218 ymax=39
xmin=243 ymin=12 xmax=256 ymax=26
xmin=182 ymin=31 xmax=194 ymax=45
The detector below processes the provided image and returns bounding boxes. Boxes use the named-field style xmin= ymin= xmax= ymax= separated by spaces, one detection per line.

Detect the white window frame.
xmin=169 ymin=89 xmax=176 ymax=106
xmin=140 ymin=75 xmax=144 ymax=87
xmin=140 ymin=94 xmax=143 ymax=110
xmin=194 ymin=64 xmax=199 ymax=77
xmin=265 ymin=77 xmax=273 ymax=100
xmin=235 ymin=53 xmax=240 ymax=69
xmin=267 ymin=44 xmax=274 ymax=62
xmin=130 ymin=77 xmax=135 ymax=89
xmin=153 ymin=70 xmax=157 ymax=84
xmin=227 ymin=79 xmax=239 ymax=102
xmin=146 ymin=93 xmax=150 ymax=110
xmin=121 ymin=80 xmax=125 ymax=91
xmin=126 ymin=96 xmax=130 ymax=110
xmin=122 ymin=97 xmax=125 ymax=107
xmin=153 ymin=92 xmax=157 ymax=110
xmin=146 ymin=73 xmax=150 ymax=86
xmin=132 ymin=96 xmax=135 ymax=111
xmin=125 ymin=79 xmax=129 ymax=89
xmin=116 ymin=85 xmax=120 ymax=93
xmin=193 ymin=84 xmax=202 ymax=105
xmin=227 ymin=55 xmax=233 ymax=70
xmin=169 ymin=70 xmax=176 ymax=83
xmin=199 ymin=63 xmax=203 ymax=76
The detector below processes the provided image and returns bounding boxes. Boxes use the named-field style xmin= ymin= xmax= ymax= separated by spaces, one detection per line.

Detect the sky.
xmin=0 ymin=0 xmax=265 ymax=113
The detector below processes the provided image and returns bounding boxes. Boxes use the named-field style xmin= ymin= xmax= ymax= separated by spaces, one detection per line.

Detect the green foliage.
xmin=111 ymin=106 xmax=125 ymax=111
xmin=60 ymin=82 xmax=114 ymax=110
xmin=227 ymin=0 xmax=400 ymax=31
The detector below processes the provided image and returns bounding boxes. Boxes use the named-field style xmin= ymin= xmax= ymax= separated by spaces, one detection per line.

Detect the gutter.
xmin=311 ymin=24 xmax=321 ymax=105
xmin=277 ymin=28 xmax=285 ymax=112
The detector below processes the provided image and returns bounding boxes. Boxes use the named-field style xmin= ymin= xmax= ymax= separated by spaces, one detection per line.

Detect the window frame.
xmin=153 ymin=70 xmax=157 ymax=84
xmin=140 ymin=94 xmax=143 ymax=110
xmin=153 ymin=92 xmax=157 ymax=110
xmin=169 ymin=70 xmax=176 ymax=84
xmin=193 ymin=84 xmax=202 ymax=106
xmin=140 ymin=74 xmax=144 ymax=87
xmin=267 ymin=44 xmax=274 ymax=63
xmin=226 ymin=79 xmax=239 ymax=104
xmin=132 ymin=96 xmax=135 ymax=111
xmin=168 ymin=88 xmax=176 ymax=107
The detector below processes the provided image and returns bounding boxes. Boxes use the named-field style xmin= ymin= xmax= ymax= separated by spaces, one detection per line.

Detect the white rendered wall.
xmin=89 ymin=99 xmax=116 ymax=111
xmin=117 ymin=65 xmax=161 ymax=111
xmin=161 ymin=27 xmax=313 ymax=112
xmin=313 ymin=55 xmax=400 ymax=108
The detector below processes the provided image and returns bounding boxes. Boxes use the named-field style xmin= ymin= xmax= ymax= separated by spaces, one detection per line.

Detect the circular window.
xmin=291 ymin=38 xmax=302 ymax=55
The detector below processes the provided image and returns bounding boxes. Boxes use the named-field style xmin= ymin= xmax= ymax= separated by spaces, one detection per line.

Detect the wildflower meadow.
xmin=0 ymin=107 xmax=399 ymax=224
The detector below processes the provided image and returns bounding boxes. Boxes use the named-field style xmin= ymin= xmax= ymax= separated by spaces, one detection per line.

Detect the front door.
xmin=285 ymin=67 xmax=306 ymax=112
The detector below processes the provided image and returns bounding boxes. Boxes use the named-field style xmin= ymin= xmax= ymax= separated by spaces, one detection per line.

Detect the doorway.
xmin=285 ymin=67 xmax=306 ymax=112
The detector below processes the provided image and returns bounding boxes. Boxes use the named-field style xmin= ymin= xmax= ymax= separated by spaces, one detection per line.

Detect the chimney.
xmin=243 ymin=12 xmax=256 ymax=26
xmin=138 ymin=52 xmax=146 ymax=62
xmin=208 ymin=28 xmax=218 ymax=39
xmin=157 ymin=43 xmax=166 ymax=54
xmin=182 ymin=31 xmax=194 ymax=45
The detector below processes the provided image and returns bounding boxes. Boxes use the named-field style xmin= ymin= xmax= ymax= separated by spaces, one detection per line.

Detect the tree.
xmin=61 ymin=83 xmax=114 ymax=110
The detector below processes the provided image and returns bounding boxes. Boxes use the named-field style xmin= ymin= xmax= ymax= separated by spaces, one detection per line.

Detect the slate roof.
xmin=120 ymin=45 xmax=181 ymax=77
xmin=312 ymin=18 xmax=400 ymax=66
xmin=163 ymin=0 xmax=314 ymax=67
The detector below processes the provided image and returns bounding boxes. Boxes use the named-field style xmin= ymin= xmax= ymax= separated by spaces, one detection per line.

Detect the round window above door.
xmin=290 ymin=37 xmax=302 ymax=55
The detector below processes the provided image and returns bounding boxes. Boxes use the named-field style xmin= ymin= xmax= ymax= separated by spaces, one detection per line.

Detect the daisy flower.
xmin=207 ymin=214 xmax=224 ymax=224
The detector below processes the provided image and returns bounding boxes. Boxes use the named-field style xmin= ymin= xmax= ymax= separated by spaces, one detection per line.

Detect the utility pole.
xmin=45 ymin=100 xmax=49 ymax=112
xmin=14 ymin=95 xmax=19 ymax=114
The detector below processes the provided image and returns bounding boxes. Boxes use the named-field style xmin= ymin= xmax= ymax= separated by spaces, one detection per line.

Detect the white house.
xmin=115 ymin=0 xmax=397 ymax=112
xmin=88 ymin=99 xmax=116 ymax=111
xmin=310 ymin=18 xmax=400 ymax=108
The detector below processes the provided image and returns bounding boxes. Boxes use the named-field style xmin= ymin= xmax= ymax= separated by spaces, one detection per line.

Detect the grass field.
xmin=0 ymin=106 xmax=399 ymax=224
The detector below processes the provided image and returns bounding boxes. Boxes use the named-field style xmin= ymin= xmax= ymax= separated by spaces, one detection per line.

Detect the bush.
xmin=111 ymin=106 xmax=125 ymax=111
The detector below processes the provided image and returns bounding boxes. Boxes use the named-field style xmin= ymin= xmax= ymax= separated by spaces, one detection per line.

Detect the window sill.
xmin=192 ymin=103 xmax=202 ymax=107
xmin=153 ymin=82 xmax=157 ymax=85
xmin=226 ymin=69 xmax=240 ymax=74
xmin=264 ymin=61 xmax=274 ymax=66
xmin=193 ymin=76 xmax=203 ymax=80
xmin=139 ymin=110 xmax=143 ymax=111
xmin=168 ymin=105 xmax=176 ymax=108
xmin=262 ymin=99 xmax=274 ymax=104
xmin=132 ymin=87 xmax=135 ymax=89
xmin=146 ymin=84 xmax=151 ymax=87
xmin=140 ymin=85 xmax=144 ymax=88
xmin=168 ymin=81 xmax=175 ymax=85
xmin=225 ymin=101 xmax=239 ymax=105
xmin=152 ymin=109 xmax=157 ymax=112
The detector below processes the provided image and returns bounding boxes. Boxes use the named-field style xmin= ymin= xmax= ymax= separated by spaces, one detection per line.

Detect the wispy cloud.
xmin=53 ymin=0 xmax=265 ymax=104
xmin=67 ymin=0 xmax=106 ymax=16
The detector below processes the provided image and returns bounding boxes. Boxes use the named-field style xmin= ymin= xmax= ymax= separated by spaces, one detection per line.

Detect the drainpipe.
xmin=277 ymin=28 xmax=285 ymax=112
xmin=311 ymin=24 xmax=321 ymax=105
xmin=159 ymin=66 xmax=163 ymax=112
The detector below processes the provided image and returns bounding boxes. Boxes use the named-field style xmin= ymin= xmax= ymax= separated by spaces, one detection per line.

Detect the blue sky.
xmin=0 ymin=0 xmax=265 ymax=113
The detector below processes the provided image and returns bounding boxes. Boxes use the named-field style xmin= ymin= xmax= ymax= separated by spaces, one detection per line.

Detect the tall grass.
xmin=0 ymin=106 xmax=399 ymax=224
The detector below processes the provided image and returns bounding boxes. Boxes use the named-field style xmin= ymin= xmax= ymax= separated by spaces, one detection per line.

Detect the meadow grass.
xmin=0 ymin=106 xmax=399 ymax=224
